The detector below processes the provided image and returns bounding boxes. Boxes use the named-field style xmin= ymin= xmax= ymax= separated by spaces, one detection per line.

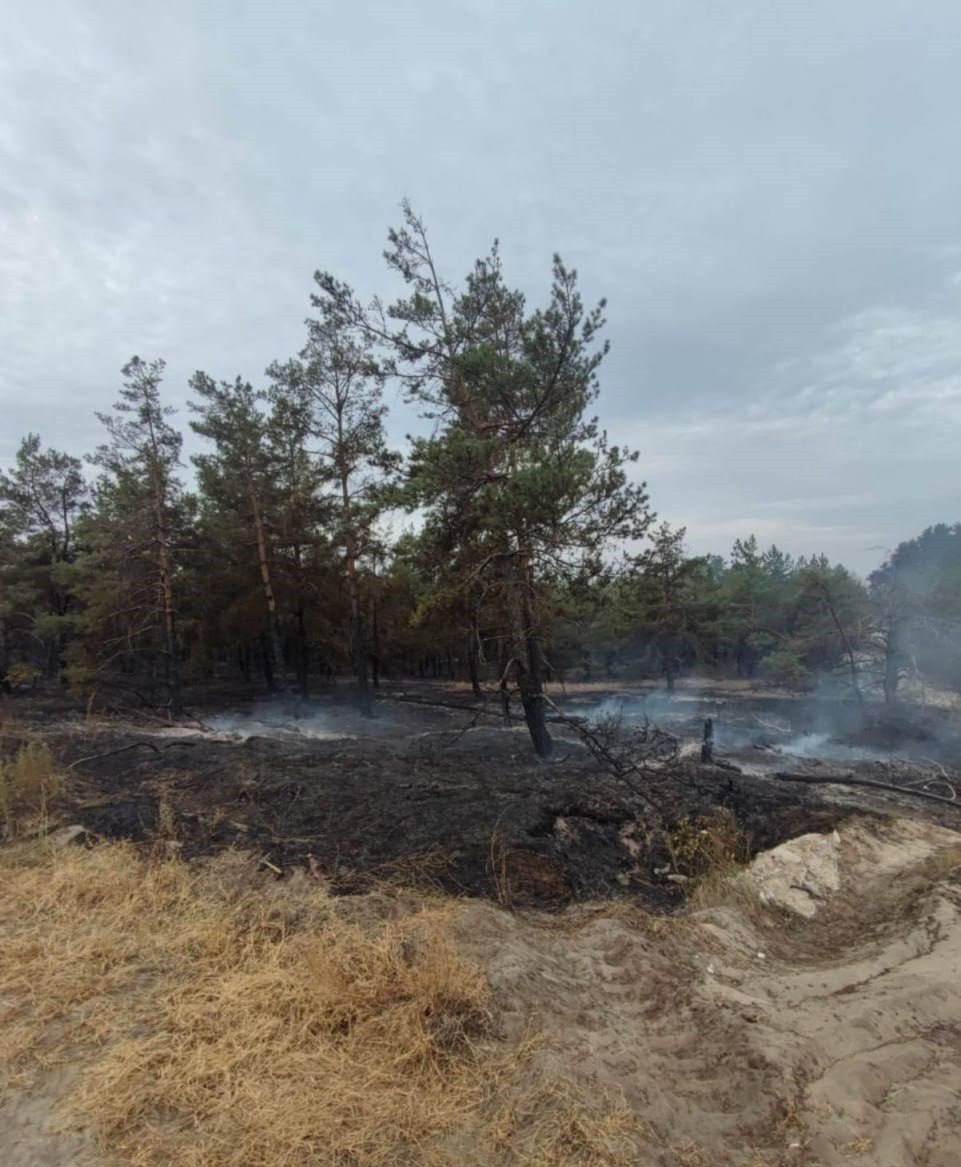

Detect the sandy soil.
xmin=449 ymin=815 xmax=961 ymax=1164
xmin=0 ymin=1072 xmax=102 ymax=1167
xmin=4 ymin=815 xmax=960 ymax=1166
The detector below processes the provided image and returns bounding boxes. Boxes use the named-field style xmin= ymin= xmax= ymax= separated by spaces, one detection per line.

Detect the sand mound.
xmin=748 ymin=828 xmax=843 ymax=916
xmin=458 ymin=815 xmax=961 ymax=1164
xmin=747 ymin=816 xmax=961 ymax=917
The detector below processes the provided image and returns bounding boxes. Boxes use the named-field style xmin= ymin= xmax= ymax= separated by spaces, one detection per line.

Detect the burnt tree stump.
xmin=701 ymin=717 xmax=715 ymax=764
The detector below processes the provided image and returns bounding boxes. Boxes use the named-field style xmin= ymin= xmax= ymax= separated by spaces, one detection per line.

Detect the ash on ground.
xmin=9 ymin=680 xmax=961 ymax=910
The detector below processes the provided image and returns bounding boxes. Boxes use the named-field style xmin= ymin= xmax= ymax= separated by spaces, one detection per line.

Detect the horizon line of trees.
xmin=2 ymin=204 xmax=960 ymax=754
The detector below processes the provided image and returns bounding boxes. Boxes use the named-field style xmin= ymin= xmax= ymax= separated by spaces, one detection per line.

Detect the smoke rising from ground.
xmin=204 ymin=700 xmax=371 ymax=741
xmin=557 ymin=678 xmax=961 ymax=765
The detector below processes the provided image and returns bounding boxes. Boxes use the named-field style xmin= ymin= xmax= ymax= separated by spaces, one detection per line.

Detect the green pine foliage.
xmin=0 ymin=206 xmax=957 ymax=733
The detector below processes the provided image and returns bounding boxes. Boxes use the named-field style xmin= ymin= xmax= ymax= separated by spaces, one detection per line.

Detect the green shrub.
xmin=5 ymin=661 xmax=43 ymax=689
xmin=761 ymin=648 xmax=812 ymax=690
xmin=0 ymin=740 xmax=62 ymax=838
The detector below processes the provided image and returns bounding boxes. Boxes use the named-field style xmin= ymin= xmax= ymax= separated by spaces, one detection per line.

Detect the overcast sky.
xmin=2 ymin=0 xmax=959 ymax=575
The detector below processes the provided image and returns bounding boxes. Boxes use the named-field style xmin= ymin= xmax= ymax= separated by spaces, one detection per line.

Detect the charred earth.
xmin=6 ymin=680 xmax=961 ymax=910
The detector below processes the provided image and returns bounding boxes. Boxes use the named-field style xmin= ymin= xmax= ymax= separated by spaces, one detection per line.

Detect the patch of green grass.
xmin=0 ymin=740 xmax=62 ymax=838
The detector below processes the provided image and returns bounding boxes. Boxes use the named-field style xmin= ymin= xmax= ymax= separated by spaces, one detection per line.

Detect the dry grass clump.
xmin=921 ymin=842 xmax=961 ymax=882
xmin=486 ymin=1078 xmax=650 ymax=1166
xmin=687 ymin=865 xmax=765 ymax=914
xmin=0 ymin=703 xmax=26 ymax=737
xmin=665 ymin=809 xmax=749 ymax=879
xmin=0 ymin=842 xmax=499 ymax=1166
xmin=664 ymin=810 xmax=767 ymax=915
xmin=0 ymin=738 xmax=61 ymax=838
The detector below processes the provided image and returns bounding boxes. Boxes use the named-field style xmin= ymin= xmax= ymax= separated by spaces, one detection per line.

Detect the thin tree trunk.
xmin=370 ymin=594 xmax=381 ymax=688
xmin=663 ymin=640 xmax=676 ymax=692
xmin=883 ymin=622 xmax=900 ymax=705
xmin=467 ymin=622 xmax=482 ymax=698
xmin=250 ymin=488 xmax=284 ymax=690
xmin=155 ymin=503 xmax=181 ymax=716
xmin=341 ymin=499 xmax=371 ymax=716
xmin=501 ymin=551 xmax=552 ymax=758
xmin=348 ymin=588 xmax=371 ymax=714
xmin=818 ymin=581 xmax=865 ymax=711
xmin=700 ymin=717 xmax=714 ymax=763
xmin=296 ymin=604 xmax=309 ymax=697
xmin=143 ymin=401 xmax=181 ymax=717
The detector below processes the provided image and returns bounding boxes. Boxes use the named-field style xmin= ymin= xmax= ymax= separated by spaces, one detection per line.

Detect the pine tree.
xmin=633 ymin=523 xmax=707 ymax=690
xmin=270 ymin=297 xmax=397 ymax=713
xmin=315 ymin=202 xmax=652 ymax=754
xmin=81 ymin=357 xmax=185 ymax=714
xmin=0 ymin=434 xmax=88 ymax=680
xmin=189 ymin=374 xmax=287 ymax=688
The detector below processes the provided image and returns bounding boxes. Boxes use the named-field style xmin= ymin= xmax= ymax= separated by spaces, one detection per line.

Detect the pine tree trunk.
xmin=663 ymin=639 xmax=676 ymax=692
xmin=371 ymin=597 xmax=381 ymax=689
xmin=339 ymin=469 xmax=372 ymax=715
xmin=144 ymin=410 xmax=180 ymax=716
xmin=467 ymin=626 xmax=482 ymax=698
xmin=345 ymin=546 xmax=371 ymax=715
xmin=818 ymin=581 xmax=865 ymax=712
xmin=296 ymin=604 xmax=309 ymax=698
xmin=156 ymin=517 xmax=181 ymax=717
xmin=501 ymin=551 xmax=552 ymax=758
xmin=250 ymin=489 xmax=284 ymax=690
xmin=883 ymin=624 xmax=900 ymax=705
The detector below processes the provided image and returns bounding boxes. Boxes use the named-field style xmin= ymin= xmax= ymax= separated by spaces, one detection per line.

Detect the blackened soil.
xmin=12 ymin=709 xmax=859 ymax=910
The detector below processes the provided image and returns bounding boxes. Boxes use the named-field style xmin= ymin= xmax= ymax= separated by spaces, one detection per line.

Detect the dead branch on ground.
xmin=544 ymin=700 xmax=676 ymax=814
xmin=774 ymin=770 xmax=961 ymax=809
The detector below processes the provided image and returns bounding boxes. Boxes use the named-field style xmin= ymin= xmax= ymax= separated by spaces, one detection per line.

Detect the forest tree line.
xmin=2 ymin=205 xmax=960 ymax=755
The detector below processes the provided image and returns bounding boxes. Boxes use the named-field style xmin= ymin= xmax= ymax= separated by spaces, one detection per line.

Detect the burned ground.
xmin=6 ymin=681 xmax=961 ymax=910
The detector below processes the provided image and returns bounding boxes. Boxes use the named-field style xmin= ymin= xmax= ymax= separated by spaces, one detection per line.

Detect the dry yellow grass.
xmin=486 ymin=1078 xmax=649 ymax=1167
xmin=687 ymin=864 xmax=766 ymax=914
xmin=0 ymin=843 xmax=496 ymax=1166
xmin=0 ymin=842 xmax=653 ymax=1167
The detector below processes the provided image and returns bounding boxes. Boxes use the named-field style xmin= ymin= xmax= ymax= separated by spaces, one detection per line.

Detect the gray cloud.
xmin=2 ymin=0 xmax=959 ymax=575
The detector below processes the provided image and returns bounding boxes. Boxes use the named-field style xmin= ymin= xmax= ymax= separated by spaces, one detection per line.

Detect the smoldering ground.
xmin=9 ymin=679 xmax=961 ymax=911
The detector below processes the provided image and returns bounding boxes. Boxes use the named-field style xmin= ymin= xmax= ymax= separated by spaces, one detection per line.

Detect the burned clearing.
xmin=9 ymin=680 xmax=961 ymax=911
xmin=5 ymin=681 xmax=961 ymax=1167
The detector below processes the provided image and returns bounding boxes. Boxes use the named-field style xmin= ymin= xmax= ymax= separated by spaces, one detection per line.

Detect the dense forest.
xmin=2 ymin=205 xmax=960 ymax=756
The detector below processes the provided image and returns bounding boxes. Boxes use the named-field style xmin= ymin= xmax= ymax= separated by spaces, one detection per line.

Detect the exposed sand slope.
xmin=455 ymin=816 xmax=961 ymax=1165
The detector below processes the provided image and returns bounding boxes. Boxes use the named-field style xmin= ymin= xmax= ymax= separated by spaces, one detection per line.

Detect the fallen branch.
xmin=67 ymin=739 xmax=202 ymax=771
xmin=68 ymin=741 xmax=160 ymax=770
xmin=774 ymin=771 xmax=961 ymax=809
xmin=378 ymin=692 xmax=513 ymax=723
xmin=542 ymin=698 xmax=672 ymax=814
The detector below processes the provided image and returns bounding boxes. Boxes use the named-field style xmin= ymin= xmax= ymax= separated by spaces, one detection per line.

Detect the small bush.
xmin=0 ymin=740 xmax=62 ymax=838
xmin=4 ymin=661 xmax=42 ymax=690
xmin=761 ymin=649 xmax=812 ymax=691
xmin=666 ymin=810 xmax=748 ymax=879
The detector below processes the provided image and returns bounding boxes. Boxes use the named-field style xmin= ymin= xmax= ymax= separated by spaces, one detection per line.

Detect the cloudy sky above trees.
xmin=2 ymin=0 xmax=959 ymax=575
